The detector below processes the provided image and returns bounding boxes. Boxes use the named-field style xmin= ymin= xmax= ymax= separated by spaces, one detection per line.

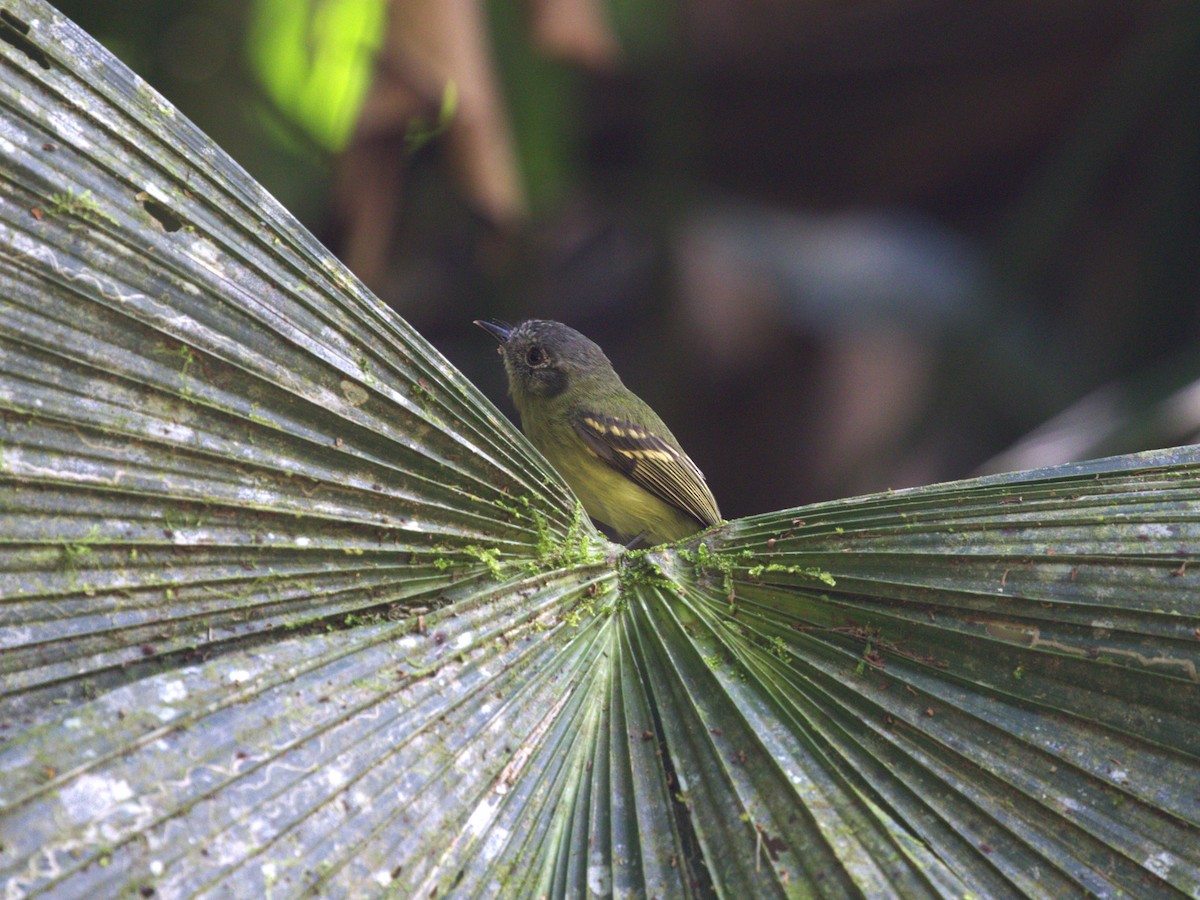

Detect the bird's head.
xmin=475 ymin=319 xmax=615 ymax=404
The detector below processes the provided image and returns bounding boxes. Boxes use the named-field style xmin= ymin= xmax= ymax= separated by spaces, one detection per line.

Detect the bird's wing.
xmin=573 ymin=412 xmax=721 ymax=528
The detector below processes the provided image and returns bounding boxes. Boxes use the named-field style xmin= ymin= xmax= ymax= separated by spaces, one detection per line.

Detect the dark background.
xmin=56 ymin=0 xmax=1200 ymax=521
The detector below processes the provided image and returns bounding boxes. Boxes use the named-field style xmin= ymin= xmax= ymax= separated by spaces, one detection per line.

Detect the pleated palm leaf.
xmin=1 ymin=3 xmax=1198 ymax=897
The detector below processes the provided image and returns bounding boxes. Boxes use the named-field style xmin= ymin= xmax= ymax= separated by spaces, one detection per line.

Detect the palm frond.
xmin=0 ymin=3 xmax=1196 ymax=897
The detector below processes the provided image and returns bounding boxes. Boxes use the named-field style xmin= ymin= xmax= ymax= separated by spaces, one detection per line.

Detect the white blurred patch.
xmin=1144 ymin=851 xmax=1174 ymax=878
xmin=159 ymin=680 xmax=187 ymax=703
xmin=588 ymin=854 xmax=612 ymax=895
xmin=188 ymin=238 xmax=224 ymax=276
xmin=60 ymin=774 xmax=134 ymax=823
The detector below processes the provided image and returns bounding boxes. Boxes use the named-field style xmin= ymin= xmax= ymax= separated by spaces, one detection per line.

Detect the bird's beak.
xmin=474 ymin=319 xmax=512 ymax=344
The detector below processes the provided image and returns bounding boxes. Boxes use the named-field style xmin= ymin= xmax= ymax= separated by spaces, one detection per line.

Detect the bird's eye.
xmin=526 ymin=346 xmax=546 ymax=367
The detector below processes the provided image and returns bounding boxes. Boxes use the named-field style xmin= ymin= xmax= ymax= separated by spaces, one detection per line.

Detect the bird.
xmin=476 ymin=319 xmax=721 ymax=545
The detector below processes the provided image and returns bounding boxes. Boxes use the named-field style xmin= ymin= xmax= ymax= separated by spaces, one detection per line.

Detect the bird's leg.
xmin=624 ymin=531 xmax=649 ymax=550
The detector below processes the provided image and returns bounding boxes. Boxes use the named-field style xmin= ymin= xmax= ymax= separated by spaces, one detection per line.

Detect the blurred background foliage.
xmin=57 ymin=0 xmax=1200 ymax=519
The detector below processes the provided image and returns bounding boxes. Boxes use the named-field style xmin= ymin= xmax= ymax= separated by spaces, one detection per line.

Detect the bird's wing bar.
xmin=573 ymin=412 xmax=721 ymax=528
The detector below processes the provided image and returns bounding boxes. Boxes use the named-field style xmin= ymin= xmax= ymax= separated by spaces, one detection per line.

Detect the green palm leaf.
xmin=1 ymin=3 xmax=1197 ymax=896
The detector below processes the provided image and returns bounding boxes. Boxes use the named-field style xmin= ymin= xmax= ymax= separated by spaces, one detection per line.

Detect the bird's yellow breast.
xmin=538 ymin=436 xmax=703 ymax=544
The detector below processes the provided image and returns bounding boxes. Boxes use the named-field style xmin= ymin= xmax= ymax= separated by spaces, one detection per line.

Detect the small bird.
xmin=476 ymin=319 xmax=721 ymax=545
